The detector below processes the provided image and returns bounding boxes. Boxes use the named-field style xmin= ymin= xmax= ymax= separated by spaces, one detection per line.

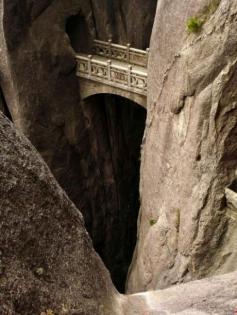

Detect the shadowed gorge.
xmin=62 ymin=1 xmax=152 ymax=292
xmin=78 ymin=94 xmax=146 ymax=292
xmin=2 ymin=0 xmax=237 ymax=314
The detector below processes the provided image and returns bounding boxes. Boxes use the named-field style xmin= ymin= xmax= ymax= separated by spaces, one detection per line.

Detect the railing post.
xmin=88 ymin=55 xmax=92 ymax=76
xmin=107 ymin=60 xmax=111 ymax=81
xmin=146 ymin=48 xmax=150 ymax=66
xmin=127 ymin=43 xmax=131 ymax=63
xmin=127 ymin=65 xmax=132 ymax=87
xmin=108 ymin=39 xmax=112 ymax=57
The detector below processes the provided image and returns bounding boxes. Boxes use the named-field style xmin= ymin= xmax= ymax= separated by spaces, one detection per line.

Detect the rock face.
xmin=0 ymin=0 xmax=156 ymax=291
xmin=0 ymin=117 xmax=236 ymax=315
xmin=123 ymin=271 xmax=237 ymax=315
xmin=127 ymin=0 xmax=237 ymax=292
xmin=87 ymin=0 xmax=157 ymax=49
xmin=0 ymin=112 xmax=117 ymax=315
xmin=3 ymin=0 xmax=237 ymax=303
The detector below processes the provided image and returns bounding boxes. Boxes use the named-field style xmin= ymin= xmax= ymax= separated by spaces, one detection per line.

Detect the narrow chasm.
xmin=64 ymin=8 xmax=151 ymax=292
xmin=79 ymin=95 xmax=146 ymax=292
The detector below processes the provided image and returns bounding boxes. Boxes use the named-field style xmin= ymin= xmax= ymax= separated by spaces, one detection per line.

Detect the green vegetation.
xmin=186 ymin=0 xmax=220 ymax=34
xmin=149 ymin=219 xmax=157 ymax=226
xmin=186 ymin=17 xmax=203 ymax=33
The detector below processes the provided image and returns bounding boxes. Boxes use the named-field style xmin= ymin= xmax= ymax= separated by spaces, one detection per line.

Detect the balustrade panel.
xmin=111 ymin=48 xmax=127 ymax=62
xmin=130 ymin=73 xmax=147 ymax=91
xmin=110 ymin=68 xmax=128 ymax=85
xmin=129 ymin=53 xmax=147 ymax=67
xmin=77 ymin=59 xmax=89 ymax=74
xmin=93 ymin=45 xmax=110 ymax=57
xmin=92 ymin=40 xmax=148 ymax=67
xmin=76 ymin=54 xmax=147 ymax=96
xmin=91 ymin=63 xmax=108 ymax=79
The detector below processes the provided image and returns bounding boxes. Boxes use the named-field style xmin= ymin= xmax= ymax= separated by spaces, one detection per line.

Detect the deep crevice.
xmin=64 ymin=6 xmax=156 ymax=292
xmin=0 ymin=87 xmax=12 ymax=121
xmin=80 ymin=94 xmax=146 ymax=292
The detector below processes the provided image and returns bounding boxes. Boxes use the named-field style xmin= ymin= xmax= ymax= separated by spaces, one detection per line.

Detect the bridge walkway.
xmin=76 ymin=40 xmax=149 ymax=107
xmin=78 ymin=53 xmax=147 ymax=75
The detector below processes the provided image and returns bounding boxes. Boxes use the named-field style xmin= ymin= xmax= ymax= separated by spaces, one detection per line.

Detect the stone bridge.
xmin=76 ymin=39 xmax=148 ymax=108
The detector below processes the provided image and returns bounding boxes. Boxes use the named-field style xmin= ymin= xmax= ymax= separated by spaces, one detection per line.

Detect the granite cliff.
xmin=128 ymin=0 xmax=237 ymax=292
xmin=0 ymin=0 xmax=237 ymax=313
xmin=0 ymin=0 xmax=156 ymax=292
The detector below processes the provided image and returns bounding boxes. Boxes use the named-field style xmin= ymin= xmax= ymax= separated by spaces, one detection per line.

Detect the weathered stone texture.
xmin=89 ymin=0 xmax=157 ymax=49
xmin=0 ymin=112 xmax=116 ymax=315
xmin=128 ymin=0 xmax=237 ymax=292
xmin=123 ymin=272 xmax=237 ymax=315
xmin=0 ymin=0 xmax=156 ymax=291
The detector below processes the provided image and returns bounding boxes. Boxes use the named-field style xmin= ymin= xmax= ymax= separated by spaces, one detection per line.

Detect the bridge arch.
xmin=76 ymin=40 xmax=148 ymax=110
xmin=79 ymin=78 xmax=147 ymax=109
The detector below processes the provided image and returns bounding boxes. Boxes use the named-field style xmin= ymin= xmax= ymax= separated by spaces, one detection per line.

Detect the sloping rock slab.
xmin=122 ymin=272 xmax=237 ymax=315
xmin=0 ymin=112 xmax=116 ymax=315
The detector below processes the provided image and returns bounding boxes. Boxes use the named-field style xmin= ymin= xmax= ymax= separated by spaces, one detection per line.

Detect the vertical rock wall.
xmin=128 ymin=0 xmax=237 ymax=292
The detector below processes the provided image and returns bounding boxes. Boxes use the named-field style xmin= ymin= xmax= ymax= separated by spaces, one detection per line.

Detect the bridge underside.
xmin=79 ymin=78 xmax=147 ymax=108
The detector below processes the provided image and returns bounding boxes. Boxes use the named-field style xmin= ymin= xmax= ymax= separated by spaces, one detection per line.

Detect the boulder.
xmin=0 ymin=112 xmax=116 ymax=315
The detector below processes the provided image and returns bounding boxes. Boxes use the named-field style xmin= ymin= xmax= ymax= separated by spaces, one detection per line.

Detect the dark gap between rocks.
xmin=79 ymin=94 xmax=146 ymax=292
xmin=0 ymin=88 xmax=12 ymax=121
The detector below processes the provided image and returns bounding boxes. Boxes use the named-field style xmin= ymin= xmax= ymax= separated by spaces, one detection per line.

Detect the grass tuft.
xmin=149 ymin=219 xmax=157 ymax=226
xmin=187 ymin=17 xmax=203 ymax=33
xmin=186 ymin=0 xmax=220 ymax=34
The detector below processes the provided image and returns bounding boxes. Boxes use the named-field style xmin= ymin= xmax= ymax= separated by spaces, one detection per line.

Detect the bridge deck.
xmin=76 ymin=40 xmax=148 ymax=100
xmin=78 ymin=53 xmax=147 ymax=75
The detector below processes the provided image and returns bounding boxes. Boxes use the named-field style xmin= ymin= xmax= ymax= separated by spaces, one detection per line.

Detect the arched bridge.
xmin=76 ymin=39 xmax=148 ymax=108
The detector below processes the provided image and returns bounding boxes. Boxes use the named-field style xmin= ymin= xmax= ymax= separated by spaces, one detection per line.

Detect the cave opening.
xmin=80 ymin=94 xmax=146 ymax=292
xmin=66 ymin=14 xmax=91 ymax=53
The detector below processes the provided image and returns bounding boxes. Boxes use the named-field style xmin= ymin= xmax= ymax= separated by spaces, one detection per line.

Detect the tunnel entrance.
xmin=66 ymin=14 xmax=91 ymax=53
xmin=79 ymin=94 xmax=146 ymax=292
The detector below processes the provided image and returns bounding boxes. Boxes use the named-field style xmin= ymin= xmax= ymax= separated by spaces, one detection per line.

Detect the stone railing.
xmin=76 ymin=55 xmax=147 ymax=96
xmin=92 ymin=39 xmax=149 ymax=67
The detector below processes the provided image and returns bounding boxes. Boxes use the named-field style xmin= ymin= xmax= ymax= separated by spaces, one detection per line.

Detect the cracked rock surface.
xmin=0 ymin=113 xmax=116 ymax=315
xmin=127 ymin=0 xmax=237 ymax=292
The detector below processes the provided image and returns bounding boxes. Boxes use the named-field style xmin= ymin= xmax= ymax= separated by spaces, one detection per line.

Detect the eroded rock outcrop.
xmin=0 ymin=112 xmax=117 ymax=315
xmin=128 ymin=0 xmax=237 ymax=292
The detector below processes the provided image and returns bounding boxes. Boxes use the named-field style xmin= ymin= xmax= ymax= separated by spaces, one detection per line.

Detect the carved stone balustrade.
xmin=76 ymin=40 xmax=148 ymax=107
xmin=92 ymin=39 xmax=149 ymax=67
